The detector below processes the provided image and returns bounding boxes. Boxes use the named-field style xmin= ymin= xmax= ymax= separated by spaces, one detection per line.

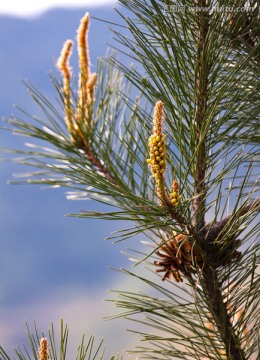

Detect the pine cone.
xmin=154 ymin=233 xmax=203 ymax=282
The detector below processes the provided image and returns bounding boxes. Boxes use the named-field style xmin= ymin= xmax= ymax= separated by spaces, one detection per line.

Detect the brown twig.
xmin=80 ymin=140 xmax=117 ymax=185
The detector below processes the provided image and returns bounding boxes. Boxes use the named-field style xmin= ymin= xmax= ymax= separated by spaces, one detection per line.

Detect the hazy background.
xmin=0 ymin=1 xmax=146 ymax=357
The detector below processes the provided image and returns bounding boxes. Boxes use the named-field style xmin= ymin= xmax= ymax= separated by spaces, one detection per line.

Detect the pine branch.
xmin=198 ymin=200 xmax=260 ymax=360
xmin=192 ymin=0 xmax=210 ymax=232
xmin=202 ymin=266 xmax=246 ymax=360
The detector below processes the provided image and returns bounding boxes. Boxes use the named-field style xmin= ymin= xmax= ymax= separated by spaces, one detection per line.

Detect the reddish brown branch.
xmin=78 ymin=138 xmax=117 ymax=186
xmin=85 ymin=149 xmax=117 ymax=186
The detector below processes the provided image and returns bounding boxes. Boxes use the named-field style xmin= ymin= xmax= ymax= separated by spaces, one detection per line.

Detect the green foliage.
xmin=2 ymin=0 xmax=260 ymax=359
xmin=0 ymin=319 xmax=121 ymax=360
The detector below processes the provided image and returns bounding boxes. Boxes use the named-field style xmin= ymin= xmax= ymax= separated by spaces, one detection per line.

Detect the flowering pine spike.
xmin=77 ymin=12 xmax=91 ymax=85
xmin=172 ymin=180 xmax=179 ymax=191
xmin=170 ymin=180 xmax=181 ymax=207
xmin=147 ymin=102 xmax=167 ymax=181
xmin=57 ymin=40 xmax=73 ymax=95
xmin=38 ymin=337 xmax=49 ymax=360
xmin=76 ymin=12 xmax=96 ymax=124
xmin=153 ymin=101 xmax=164 ymax=135
xmin=147 ymin=101 xmax=170 ymax=205
xmin=87 ymin=72 xmax=97 ymax=104
xmin=56 ymin=40 xmax=74 ymax=133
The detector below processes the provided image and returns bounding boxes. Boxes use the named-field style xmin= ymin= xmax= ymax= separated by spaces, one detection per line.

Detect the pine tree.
xmin=1 ymin=1 xmax=259 ymax=359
